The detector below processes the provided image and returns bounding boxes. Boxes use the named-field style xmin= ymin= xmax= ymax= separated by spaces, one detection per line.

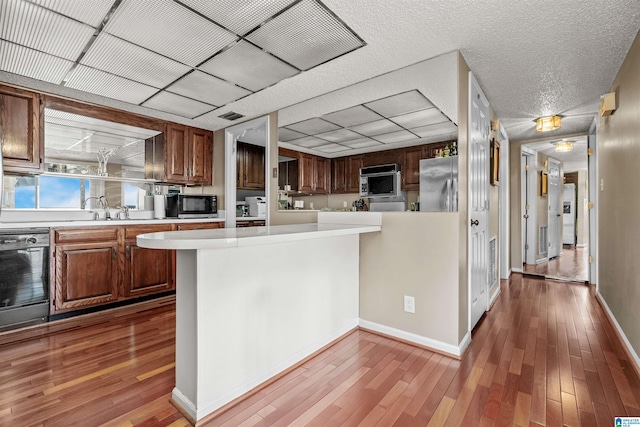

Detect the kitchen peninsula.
xmin=137 ymin=218 xmax=381 ymax=423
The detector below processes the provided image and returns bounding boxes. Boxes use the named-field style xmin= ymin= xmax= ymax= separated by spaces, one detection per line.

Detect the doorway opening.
xmin=520 ymin=135 xmax=590 ymax=282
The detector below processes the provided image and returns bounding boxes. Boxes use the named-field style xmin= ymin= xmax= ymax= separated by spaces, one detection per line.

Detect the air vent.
xmin=539 ymin=226 xmax=548 ymax=254
xmin=218 ymin=111 xmax=244 ymax=121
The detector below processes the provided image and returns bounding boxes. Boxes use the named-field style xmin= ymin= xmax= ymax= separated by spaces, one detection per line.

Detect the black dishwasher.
xmin=0 ymin=228 xmax=50 ymax=332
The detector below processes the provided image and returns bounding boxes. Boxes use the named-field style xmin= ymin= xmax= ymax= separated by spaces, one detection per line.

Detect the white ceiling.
xmin=1 ymin=0 xmax=639 ymax=150
xmin=524 ymin=136 xmax=588 ymax=173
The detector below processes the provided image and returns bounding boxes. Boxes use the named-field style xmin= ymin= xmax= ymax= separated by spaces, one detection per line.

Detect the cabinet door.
xmin=332 ymin=158 xmax=347 ymax=194
xmin=53 ymin=242 xmax=119 ymax=312
xmin=124 ymin=242 xmax=173 ymax=297
xmin=346 ymin=156 xmax=363 ymax=193
xmin=403 ymin=147 xmax=423 ymax=190
xmin=314 ymin=157 xmax=330 ymax=194
xmin=174 ymin=222 xmax=224 ymax=231
xmin=165 ymin=123 xmax=189 ymax=183
xmin=0 ymin=85 xmax=42 ymax=172
xmin=242 ymin=143 xmax=265 ymax=189
xmin=188 ymin=127 xmax=213 ymax=185
xmin=299 ymin=153 xmax=315 ymax=192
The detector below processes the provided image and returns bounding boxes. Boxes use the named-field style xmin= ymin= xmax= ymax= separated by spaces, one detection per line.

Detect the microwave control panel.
xmin=360 ymin=177 xmax=368 ymax=196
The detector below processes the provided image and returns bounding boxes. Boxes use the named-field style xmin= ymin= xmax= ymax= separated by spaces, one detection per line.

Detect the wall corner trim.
xmin=596 ymin=292 xmax=640 ymax=380
xmin=358 ymin=319 xmax=468 ymax=359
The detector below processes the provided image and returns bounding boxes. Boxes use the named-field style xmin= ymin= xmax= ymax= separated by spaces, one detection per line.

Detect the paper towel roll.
xmin=154 ymin=195 xmax=165 ymax=219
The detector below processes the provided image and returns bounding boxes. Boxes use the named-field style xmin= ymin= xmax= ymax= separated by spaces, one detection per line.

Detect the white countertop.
xmin=137 ymin=222 xmax=380 ymax=250
xmin=0 ymin=217 xmax=225 ymax=229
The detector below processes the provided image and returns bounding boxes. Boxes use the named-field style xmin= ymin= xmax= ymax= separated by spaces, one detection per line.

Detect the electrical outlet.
xmin=404 ymin=295 xmax=415 ymax=314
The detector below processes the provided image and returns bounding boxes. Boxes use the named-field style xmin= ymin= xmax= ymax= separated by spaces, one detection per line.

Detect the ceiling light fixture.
xmin=535 ymin=115 xmax=562 ymax=132
xmin=555 ymin=140 xmax=574 ymax=152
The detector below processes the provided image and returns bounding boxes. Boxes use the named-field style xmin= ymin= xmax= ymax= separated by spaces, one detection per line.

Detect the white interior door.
xmin=547 ymin=159 xmax=561 ymax=258
xmin=521 ymin=148 xmax=537 ymax=265
xmin=469 ymin=73 xmax=490 ymax=330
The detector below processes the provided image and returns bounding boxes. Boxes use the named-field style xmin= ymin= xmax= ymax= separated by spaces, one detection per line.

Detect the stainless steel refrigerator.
xmin=419 ymin=156 xmax=458 ymax=212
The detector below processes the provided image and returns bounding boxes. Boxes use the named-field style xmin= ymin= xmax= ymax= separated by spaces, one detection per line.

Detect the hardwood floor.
xmin=1 ymin=275 xmax=639 ymax=426
xmin=523 ymin=246 xmax=589 ymax=282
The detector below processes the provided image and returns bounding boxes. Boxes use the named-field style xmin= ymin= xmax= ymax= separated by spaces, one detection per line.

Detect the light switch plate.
xmin=273 ymin=167 xmax=278 ymax=178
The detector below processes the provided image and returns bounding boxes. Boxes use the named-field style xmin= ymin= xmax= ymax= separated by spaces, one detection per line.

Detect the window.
xmin=2 ymin=175 xmax=90 ymax=209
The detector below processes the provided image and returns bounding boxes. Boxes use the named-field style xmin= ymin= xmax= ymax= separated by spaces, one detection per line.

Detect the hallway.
xmin=523 ymin=246 xmax=589 ymax=282
xmin=0 ymin=275 xmax=638 ymax=426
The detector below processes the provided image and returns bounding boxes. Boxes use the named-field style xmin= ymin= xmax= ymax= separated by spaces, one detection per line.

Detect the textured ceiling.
xmin=0 ymin=0 xmax=639 ymax=147
xmin=525 ymin=136 xmax=588 ymax=173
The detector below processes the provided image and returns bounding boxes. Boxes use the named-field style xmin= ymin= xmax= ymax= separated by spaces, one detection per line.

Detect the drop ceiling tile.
xmin=287 ymin=136 xmax=329 ymax=148
xmin=278 ymin=127 xmax=306 ymax=142
xmin=315 ymin=128 xmax=362 ymax=143
xmin=390 ymin=108 xmax=449 ymax=129
xmin=142 ymin=91 xmax=214 ymax=119
xmin=314 ymin=143 xmax=351 ymax=153
xmin=199 ymin=41 xmax=298 ymax=91
xmin=365 ymin=90 xmax=434 ymax=117
xmin=104 ymin=0 xmax=238 ymax=67
xmin=81 ymin=33 xmax=192 ymax=89
xmin=412 ymin=121 xmax=459 ymax=138
xmin=166 ymin=71 xmax=250 ymax=106
xmin=246 ymin=0 xmax=364 ymax=71
xmin=0 ymin=40 xmax=73 ymax=84
xmin=65 ymin=65 xmax=159 ymax=104
xmin=349 ymin=119 xmax=403 ymax=136
xmin=286 ymin=118 xmax=340 ymax=135
xmin=30 ymin=0 xmax=116 ymax=27
xmin=373 ymin=130 xmax=418 ymax=144
xmin=342 ymin=138 xmax=383 ymax=149
xmin=1 ymin=0 xmax=95 ymax=60
xmin=179 ymin=0 xmax=297 ymax=36
xmin=322 ymin=105 xmax=382 ymax=127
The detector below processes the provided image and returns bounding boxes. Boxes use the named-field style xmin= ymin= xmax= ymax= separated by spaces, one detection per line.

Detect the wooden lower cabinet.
xmin=123 ymin=224 xmax=173 ymax=298
xmin=236 ymin=220 xmax=265 ymax=227
xmin=174 ymin=222 xmax=224 ymax=231
xmin=53 ymin=241 xmax=119 ymax=312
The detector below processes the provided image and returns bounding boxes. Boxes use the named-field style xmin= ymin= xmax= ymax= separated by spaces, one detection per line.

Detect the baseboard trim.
xmin=595 ymin=292 xmax=640 ymax=381
xmin=358 ymin=319 xmax=469 ymax=359
xmin=512 ymin=267 xmax=523 ymax=274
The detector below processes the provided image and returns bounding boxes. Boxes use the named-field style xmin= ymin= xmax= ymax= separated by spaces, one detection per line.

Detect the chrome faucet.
xmin=117 ymin=206 xmax=130 ymax=220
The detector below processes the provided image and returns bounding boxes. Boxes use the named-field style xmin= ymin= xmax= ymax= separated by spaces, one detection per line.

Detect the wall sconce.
xmin=555 ymin=140 xmax=574 ymax=152
xmin=535 ymin=115 xmax=562 ymax=132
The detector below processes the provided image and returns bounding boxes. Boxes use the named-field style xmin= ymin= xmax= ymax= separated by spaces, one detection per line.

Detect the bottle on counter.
xmin=450 ymin=142 xmax=457 ymax=156
xmin=443 ymin=144 xmax=450 ymax=157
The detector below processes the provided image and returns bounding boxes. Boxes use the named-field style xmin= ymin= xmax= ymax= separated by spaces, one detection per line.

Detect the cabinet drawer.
xmin=174 ymin=222 xmax=224 ymax=231
xmin=54 ymin=227 xmax=118 ymax=243
xmin=124 ymin=224 xmax=173 ymax=239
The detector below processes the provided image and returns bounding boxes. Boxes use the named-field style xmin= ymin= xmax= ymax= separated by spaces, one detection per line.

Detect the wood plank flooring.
xmin=1 ymin=274 xmax=639 ymax=426
xmin=523 ymin=246 xmax=589 ymax=282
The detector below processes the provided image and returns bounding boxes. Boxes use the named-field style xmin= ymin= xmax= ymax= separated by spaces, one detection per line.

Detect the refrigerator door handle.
xmin=445 ymin=179 xmax=451 ymax=211
xmin=452 ymin=178 xmax=458 ymax=212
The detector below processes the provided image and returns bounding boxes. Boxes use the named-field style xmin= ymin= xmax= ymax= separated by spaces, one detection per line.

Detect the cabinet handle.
xmin=125 ymin=245 xmax=130 ymax=259
xmin=112 ymin=247 xmax=117 ymax=259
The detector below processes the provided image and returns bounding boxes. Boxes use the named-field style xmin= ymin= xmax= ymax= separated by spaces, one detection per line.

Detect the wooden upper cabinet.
xmin=237 ymin=142 xmax=265 ymax=190
xmin=299 ymin=152 xmax=315 ymax=193
xmin=188 ymin=127 xmax=213 ymax=185
xmin=403 ymin=146 xmax=425 ymax=190
xmin=331 ymin=157 xmax=347 ymax=194
xmin=164 ymin=123 xmax=212 ymax=185
xmin=165 ymin=123 xmax=189 ymax=183
xmin=346 ymin=156 xmax=363 ymax=193
xmin=314 ymin=157 xmax=330 ymax=194
xmin=0 ymin=85 xmax=43 ymax=173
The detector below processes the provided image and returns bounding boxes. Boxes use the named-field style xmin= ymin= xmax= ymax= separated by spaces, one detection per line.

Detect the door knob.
xmin=470 ymin=219 xmax=479 ymax=226
xmin=523 ymin=214 xmax=529 ymax=219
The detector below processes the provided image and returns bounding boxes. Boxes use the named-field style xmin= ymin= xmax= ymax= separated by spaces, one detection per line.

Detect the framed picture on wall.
xmin=540 ymin=171 xmax=548 ymax=196
xmin=490 ymin=138 xmax=500 ymax=185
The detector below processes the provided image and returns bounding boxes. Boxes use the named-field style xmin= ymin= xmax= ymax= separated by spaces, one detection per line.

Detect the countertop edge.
xmin=137 ymin=223 xmax=381 ymax=250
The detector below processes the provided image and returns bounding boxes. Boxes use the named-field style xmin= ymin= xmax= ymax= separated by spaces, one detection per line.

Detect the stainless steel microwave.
xmin=166 ymin=194 xmax=218 ymax=218
xmin=359 ymin=164 xmax=402 ymax=198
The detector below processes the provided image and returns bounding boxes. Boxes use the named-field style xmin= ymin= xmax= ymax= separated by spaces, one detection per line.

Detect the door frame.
xmin=498 ymin=122 xmax=510 ymax=279
xmin=467 ymin=71 xmax=491 ymax=333
xmin=547 ymin=157 xmax=562 ymax=259
xmin=588 ymin=118 xmax=598 ymax=286
xmin=224 ymin=116 xmax=270 ymax=228
xmin=522 ymin=147 xmax=537 ymax=265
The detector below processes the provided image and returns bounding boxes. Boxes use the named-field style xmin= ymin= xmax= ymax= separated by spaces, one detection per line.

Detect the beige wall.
xmin=509 ymin=140 xmax=525 ymax=269
xmin=359 ymin=213 xmax=460 ymax=346
xmin=597 ymin=29 xmax=640 ymax=355
xmin=488 ymin=110 xmax=500 ymax=297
